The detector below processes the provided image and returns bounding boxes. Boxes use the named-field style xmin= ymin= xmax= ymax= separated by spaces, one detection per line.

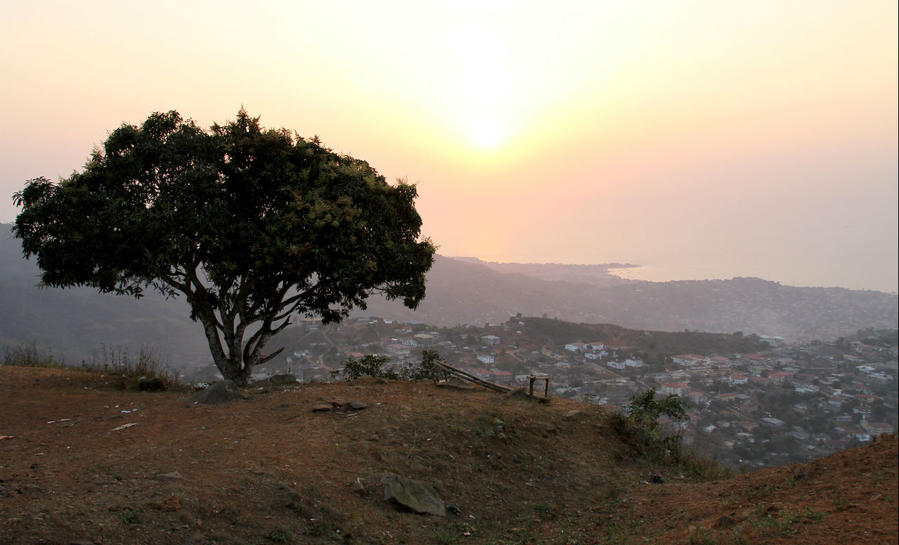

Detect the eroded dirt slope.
xmin=0 ymin=366 xmax=895 ymax=545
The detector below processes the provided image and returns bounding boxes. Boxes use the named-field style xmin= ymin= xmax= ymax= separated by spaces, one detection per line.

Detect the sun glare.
xmin=468 ymin=116 xmax=505 ymax=149
xmin=442 ymin=23 xmax=516 ymax=151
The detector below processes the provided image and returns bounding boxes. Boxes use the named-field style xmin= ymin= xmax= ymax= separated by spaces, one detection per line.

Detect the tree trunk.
xmin=195 ymin=308 xmax=253 ymax=386
xmin=219 ymin=356 xmax=252 ymax=386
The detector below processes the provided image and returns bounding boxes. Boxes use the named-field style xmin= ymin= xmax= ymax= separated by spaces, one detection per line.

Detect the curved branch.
xmin=258 ymin=347 xmax=284 ymax=365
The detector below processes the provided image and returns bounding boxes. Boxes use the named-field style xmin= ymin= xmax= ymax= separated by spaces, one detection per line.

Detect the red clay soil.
xmin=0 ymin=365 xmax=896 ymax=545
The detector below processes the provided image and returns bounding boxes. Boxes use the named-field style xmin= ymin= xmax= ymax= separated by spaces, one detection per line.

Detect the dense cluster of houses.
xmin=250 ymin=317 xmax=897 ymax=468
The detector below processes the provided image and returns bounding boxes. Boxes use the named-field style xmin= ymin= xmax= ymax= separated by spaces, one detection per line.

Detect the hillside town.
xmin=190 ymin=317 xmax=898 ymax=469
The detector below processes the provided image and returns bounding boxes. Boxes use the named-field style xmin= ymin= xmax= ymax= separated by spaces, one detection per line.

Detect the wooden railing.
xmin=433 ymin=361 xmax=551 ymax=399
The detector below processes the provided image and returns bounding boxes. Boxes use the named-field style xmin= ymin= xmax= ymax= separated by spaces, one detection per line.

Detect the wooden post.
xmin=527 ymin=375 xmax=550 ymax=399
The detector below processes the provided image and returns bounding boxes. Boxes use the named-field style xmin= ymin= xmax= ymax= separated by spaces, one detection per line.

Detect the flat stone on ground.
xmin=382 ymin=473 xmax=445 ymax=516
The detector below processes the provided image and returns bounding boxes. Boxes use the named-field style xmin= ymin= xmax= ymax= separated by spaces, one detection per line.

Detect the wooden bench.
xmin=528 ymin=375 xmax=551 ymax=399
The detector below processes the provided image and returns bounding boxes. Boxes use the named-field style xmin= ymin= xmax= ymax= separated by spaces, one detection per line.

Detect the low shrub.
xmin=344 ymin=350 xmax=446 ymax=382
xmin=2 ymin=343 xmax=62 ymax=368
xmin=612 ymin=389 xmax=732 ymax=480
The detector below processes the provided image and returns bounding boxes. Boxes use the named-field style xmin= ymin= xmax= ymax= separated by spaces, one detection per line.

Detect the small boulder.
xmin=192 ymin=380 xmax=245 ymax=405
xmin=311 ymin=403 xmax=332 ymax=412
xmin=382 ymin=473 xmax=445 ymax=516
xmin=347 ymin=401 xmax=367 ymax=411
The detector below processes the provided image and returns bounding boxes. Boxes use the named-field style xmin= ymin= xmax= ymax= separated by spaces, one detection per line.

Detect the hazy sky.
xmin=2 ymin=1 xmax=897 ymax=292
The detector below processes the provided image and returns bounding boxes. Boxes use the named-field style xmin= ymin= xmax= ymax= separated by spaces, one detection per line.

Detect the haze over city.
xmin=2 ymin=1 xmax=896 ymax=292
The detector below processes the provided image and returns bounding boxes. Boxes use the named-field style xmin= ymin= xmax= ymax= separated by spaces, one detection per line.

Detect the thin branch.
xmin=258 ymin=347 xmax=284 ymax=365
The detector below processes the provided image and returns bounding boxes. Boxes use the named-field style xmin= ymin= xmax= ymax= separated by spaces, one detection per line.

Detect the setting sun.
xmin=0 ymin=0 xmax=895 ymax=291
xmin=467 ymin=116 xmax=505 ymax=149
xmin=444 ymin=23 xmax=513 ymax=150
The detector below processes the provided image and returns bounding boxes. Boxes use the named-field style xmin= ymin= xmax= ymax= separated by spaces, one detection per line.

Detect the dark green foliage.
xmin=343 ymin=350 xmax=445 ymax=382
xmin=343 ymin=354 xmax=393 ymax=380
xmin=13 ymin=110 xmax=435 ymax=385
xmin=413 ymin=349 xmax=445 ymax=382
xmin=613 ymin=390 xmax=731 ymax=480
xmin=627 ymin=388 xmax=687 ymax=437
xmin=394 ymin=349 xmax=448 ymax=382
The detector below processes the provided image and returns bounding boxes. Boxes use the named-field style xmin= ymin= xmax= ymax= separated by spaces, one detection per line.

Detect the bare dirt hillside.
xmin=1 ymin=366 xmax=896 ymax=545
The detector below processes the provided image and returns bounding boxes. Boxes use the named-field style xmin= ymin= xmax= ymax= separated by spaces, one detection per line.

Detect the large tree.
xmin=13 ymin=110 xmax=435 ymax=384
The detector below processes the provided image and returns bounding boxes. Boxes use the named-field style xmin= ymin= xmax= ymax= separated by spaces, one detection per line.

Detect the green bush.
xmin=614 ymin=389 xmax=731 ymax=480
xmin=627 ymin=388 xmax=687 ymax=438
xmin=343 ymin=354 xmax=394 ymax=380
xmin=404 ymin=349 xmax=446 ymax=382
xmin=343 ymin=350 xmax=445 ymax=382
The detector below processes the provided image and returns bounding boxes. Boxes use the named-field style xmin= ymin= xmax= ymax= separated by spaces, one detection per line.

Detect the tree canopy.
xmin=13 ymin=110 xmax=435 ymax=384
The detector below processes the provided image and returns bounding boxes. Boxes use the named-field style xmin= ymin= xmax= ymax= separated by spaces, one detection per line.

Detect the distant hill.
xmin=359 ymin=255 xmax=898 ymax=340
xmin=0 ymin=225 xmax=209 ymax=366
xmin=2 ymin=223 xmax=896 ymax=367
xmin=512 ymin=316 xmax=770 ymax=356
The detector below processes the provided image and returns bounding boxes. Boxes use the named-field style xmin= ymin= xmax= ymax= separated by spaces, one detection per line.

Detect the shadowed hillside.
xmin=0 ymin=226 xmax=209 ymax=365
xmin=0 ymin=365 xmax=895 ymax=545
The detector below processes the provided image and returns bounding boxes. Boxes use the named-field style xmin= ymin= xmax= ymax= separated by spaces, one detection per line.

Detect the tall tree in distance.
xmin=13 ymin=110 xmax=435 ymax=384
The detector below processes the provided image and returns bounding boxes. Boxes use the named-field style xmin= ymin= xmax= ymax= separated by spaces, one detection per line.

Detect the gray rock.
xmin=563 ymin=410 xmax=582 ymax=419
xmin=154 ymin=471 xmax=184 ymax=481
xmin=382 ymin=473 xmax=445 ymax=516
xmin=192 ymin=380 xmax=245 ymax=405
xmin=347 ymin=400 xmax=367 ymax=411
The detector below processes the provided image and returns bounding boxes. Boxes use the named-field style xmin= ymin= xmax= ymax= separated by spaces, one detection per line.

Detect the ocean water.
xmin=609 ymin=264 xmax=761 ymax=284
